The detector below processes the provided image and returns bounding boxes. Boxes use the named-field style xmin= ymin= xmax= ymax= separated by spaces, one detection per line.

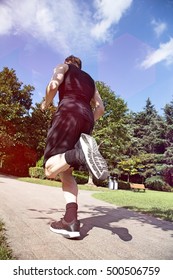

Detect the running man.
xmin=41 ymin=55 xmax=109 ymax=238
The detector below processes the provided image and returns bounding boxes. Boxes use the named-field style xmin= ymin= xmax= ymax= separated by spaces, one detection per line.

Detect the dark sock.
xmin=65 ymin=149 xmax=77 ymax=166
xmin=65 ymin=148 xmax=84 ymax=169
xmin=64 ymin=202 xmax=78 ymax=223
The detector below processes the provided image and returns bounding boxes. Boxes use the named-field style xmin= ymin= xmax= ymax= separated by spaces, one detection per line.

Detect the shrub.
xmin=1 ymin=144 xmax=37 ymax=177
xmin=94 ymin=179 xmax=131 ymax=190
xmin=29 ymin=167 xmax=61 ymax=181
xmin=160 ymin=165 xmax=173 ymax=187
xmin=72 ymin=171 xmax=89 ymax=184
xmin=29 ymin=167 xmax=46 ymax=179
xmin=160 ymin=185 xmax=173 ymax=192
xmin=36 ymin=156 xmax=44 ymax=167
xmin=118 ymin=180 xmax=131 ymax=190
xmin=145 ymin=176 xmax=172 ymax=192
xmin=93 ymin=177 xmax=108 ymax=188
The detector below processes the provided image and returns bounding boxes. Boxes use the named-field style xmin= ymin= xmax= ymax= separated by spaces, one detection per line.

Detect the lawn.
xmin=19 ymin=177 xmax=173 ymax=222
xmin=0 ymin=220 xmax=14 ymax=260
xmin=93 ymin=190 xmax=173 ymax=222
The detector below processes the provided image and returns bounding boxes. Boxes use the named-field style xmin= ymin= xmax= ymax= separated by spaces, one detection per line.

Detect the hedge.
xmin=29 ymin=167 xmax=89 ymax=184
xmin=72 ymin=171 xmax=89 ymax=184
xmin=118 ymin=181 xmax=131 ymax=190
xmin=29 ymin=167 xmax=46 ymax=180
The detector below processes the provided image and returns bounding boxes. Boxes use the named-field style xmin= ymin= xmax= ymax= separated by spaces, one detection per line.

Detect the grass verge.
xmin=18 ymin=177 xmax=108 ymax=191
xmin=0 ymin=220 xmax=14 ymax=260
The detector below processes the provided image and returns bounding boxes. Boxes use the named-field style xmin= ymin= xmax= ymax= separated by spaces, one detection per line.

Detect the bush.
xmin=1 ymin=144 xmax=37 ymax=177
xmin=29 ymin=167 xmax=61 ymax=181
xmin=118 ymin=180 xmax=131 ymax=190
xmin=29 ymin=167 xmax=46 ymax=179
xmin=92 ymin=177 xmax=108 ymax=188
xmin=36 ymin=156 xmax=44 ymax=167
xmin=145 ymin=176 xmax=172 ymax=192
xmin=160 ymin=165 xmax=173 ymax=187
xmin=73 ymin=171 xmax=108 ymax=187
xmin=93 ymin=179 xmax=131 ymax=189
xmin=72 ymin=171 xmax=89 ymax=184
xmin=29 ymin=167 xmax=89 ymax=184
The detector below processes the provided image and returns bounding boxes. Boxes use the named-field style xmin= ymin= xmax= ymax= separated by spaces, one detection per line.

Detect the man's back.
xmin=58 ymin=64 xmax=95 ymax=122
xmin=58 ymin=64 xmax=95 ymax=103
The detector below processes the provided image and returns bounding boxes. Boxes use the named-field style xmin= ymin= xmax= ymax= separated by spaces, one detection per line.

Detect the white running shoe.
xmin=50 ymin=219 xmax=80 ymax=239
xmin=79 ymin=133 xmax=109 ymax=180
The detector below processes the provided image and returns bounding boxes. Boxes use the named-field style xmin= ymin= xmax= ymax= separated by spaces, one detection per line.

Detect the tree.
xmin=164 ymin=99 xmax=173 ymax=125
xmin=29 ymin=102 xmax=56 ymax=158
xmin=117 ymin=156 xmax=144 ymax=183
xmin=0 ymin=67 xmax=35 ymax=175
xmin=162 ymin=99 xmax=173 ymax=165
xmin=132 ymin=98 xmax=166 ymax=154
xmin=0 ymin=67 xmax=33 ymax=119
xmin=123 ymin=112 xmax=142 ymax=157
xmin=163 ymin=145 xmax=173 ymax=165
xmin=164 ymin=99 xmax=173 ymax=147
xmin=93 ymin=81 xmax=129 ymax=168
xmin=117 ymin=153 xmax=164 ymax=183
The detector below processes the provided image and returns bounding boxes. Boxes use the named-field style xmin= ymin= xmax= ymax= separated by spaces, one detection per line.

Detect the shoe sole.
xmin=80 ymin=133 xmax=109 ymax=180
xmin=50 ymin=226 xmax=80 ymax=238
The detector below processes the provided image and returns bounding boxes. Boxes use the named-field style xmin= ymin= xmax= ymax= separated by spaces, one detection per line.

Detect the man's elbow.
xmin=98 ymin=105 xmax=105 ymax=117
xmin=49 ymin=81 xmax=59 ymax=91
xmin=101 ymin=103 xmax=105 ymax=114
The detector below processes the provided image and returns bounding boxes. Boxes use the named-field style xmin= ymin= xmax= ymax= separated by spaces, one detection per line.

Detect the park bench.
xmin=130 ymin=183 xmax=146 ymax=192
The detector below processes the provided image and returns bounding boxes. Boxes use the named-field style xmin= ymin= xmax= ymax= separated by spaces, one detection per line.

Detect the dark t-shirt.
xmin=58 ymin=64 xmax=95 ymax=123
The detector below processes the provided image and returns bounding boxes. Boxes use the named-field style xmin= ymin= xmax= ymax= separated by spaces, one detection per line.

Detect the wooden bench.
xmin=130 ymin=183 xmax=146 ymax=192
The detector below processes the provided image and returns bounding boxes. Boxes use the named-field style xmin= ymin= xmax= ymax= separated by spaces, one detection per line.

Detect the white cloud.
xmin=0 ymin=0 xmax=93 ymax=55
xmin=0 ymin=0 xmax=133 ymax=55
xmin=0 ymin=4 xmax=13 ymax=34
xmin=91 ymin=0 xmax=133 ymax=40
xmin=141 ymin=37 xmax=173 ymax=69
xmin=151 ymin=19 xmax=167 ymax=37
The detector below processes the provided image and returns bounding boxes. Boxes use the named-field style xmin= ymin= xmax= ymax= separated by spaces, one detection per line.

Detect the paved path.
xmin=0 ymin=174 xmax=173 ymax=260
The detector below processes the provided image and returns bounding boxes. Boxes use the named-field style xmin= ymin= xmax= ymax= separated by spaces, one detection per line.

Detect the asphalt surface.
xmin=0 ymin=174 xmax=173 ymax=260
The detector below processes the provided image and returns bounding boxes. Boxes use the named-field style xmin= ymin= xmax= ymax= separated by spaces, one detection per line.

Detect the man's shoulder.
xmin=54 ymin=63 xmax=69 ymax=73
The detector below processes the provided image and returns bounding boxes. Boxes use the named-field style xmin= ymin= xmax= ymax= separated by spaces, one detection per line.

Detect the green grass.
xmin=19 ymin=177 xmax=173 ymax=222
xmin=18 ymin=177 xmax=108 ymax=191
xmin=19 ymin=177 xmax=62 ymax=187
xmin=93 ymin=190 xmax=173 ymax=222
xmin=0 ymin=221 xmax=14 ymax=260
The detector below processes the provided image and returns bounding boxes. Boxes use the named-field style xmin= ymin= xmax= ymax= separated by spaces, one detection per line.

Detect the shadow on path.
xmin=28 ymin=205 xmax=173 ymax=241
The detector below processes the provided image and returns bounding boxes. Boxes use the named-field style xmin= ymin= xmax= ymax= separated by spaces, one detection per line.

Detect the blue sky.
xmin=0 ymin=0 xmax=173 ymax=114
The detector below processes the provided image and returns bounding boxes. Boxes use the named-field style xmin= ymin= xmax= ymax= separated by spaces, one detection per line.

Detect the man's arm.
xmin=90 ymin=87 xmax=105 ymax=121
xmin=41 ymin=63 xmax=69 ymax=111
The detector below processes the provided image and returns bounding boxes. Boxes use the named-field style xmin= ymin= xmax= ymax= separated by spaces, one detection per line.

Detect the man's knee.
xmin=45 ymin=167 xmax=56 ymax=179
